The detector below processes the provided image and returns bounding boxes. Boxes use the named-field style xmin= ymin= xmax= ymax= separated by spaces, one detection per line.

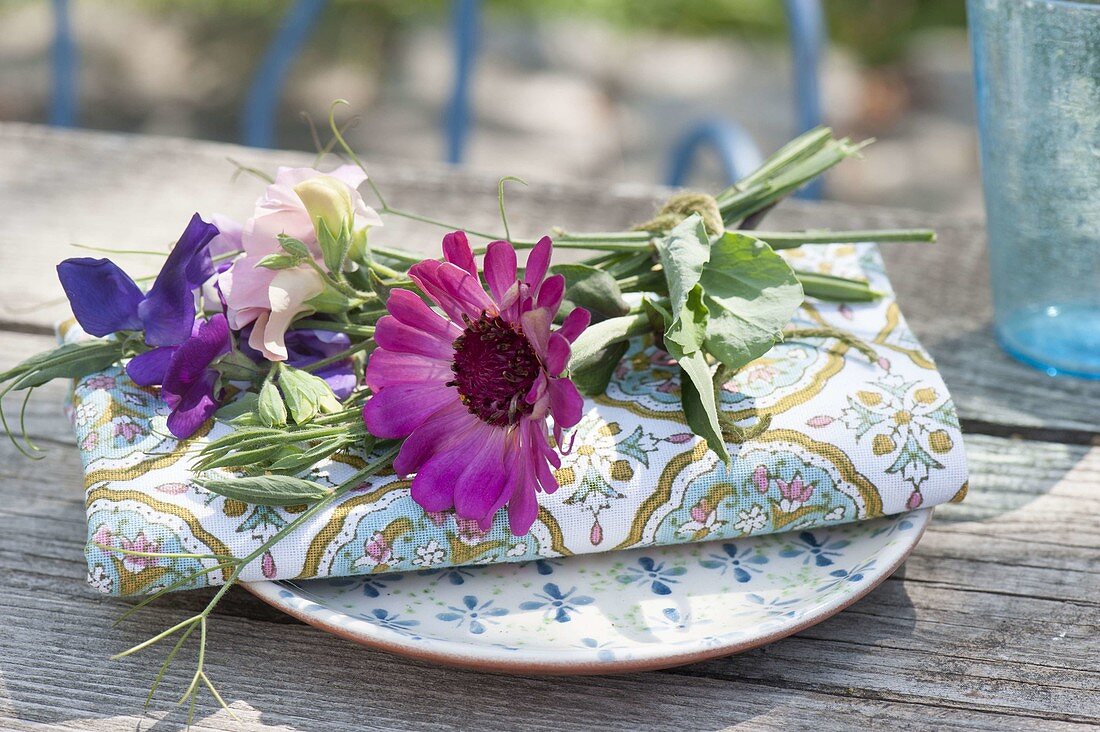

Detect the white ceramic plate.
xmin=245 ymin=509 xmax=931 ymax=674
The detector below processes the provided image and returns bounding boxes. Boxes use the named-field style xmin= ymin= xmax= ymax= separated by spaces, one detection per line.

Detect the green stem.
xmin=293 ymin=319 xmax=376 ymax=338
xmin=718 ymin=126 xmax=833 ymax=202
xmin=756 ymin=229 xmax=936 ymax=249
xmin=381 ymin=206 xmax=505 ymax=242
xmin=301 ymin=339 xmax=373 ymax=373
xmin=368 ymin=261 xmax=405 ymax=281
xmin=197 ymin=444 xmax=400 ymax=615
xmin=617 ymin=271 xmax=666 ymax=292
xmin=569 ymin=313 xmax=651 ymax=374
xmin=505 ymin=231 xmax=653 ymax=252
xmin=796 ymin=271 xmax=884 ymax=302
xmin=371 ymin=245 xmax=424 ymax=265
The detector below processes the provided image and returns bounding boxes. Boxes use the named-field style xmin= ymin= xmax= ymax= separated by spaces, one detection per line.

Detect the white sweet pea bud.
xmin=294 ymin=176 xmax=354 ymax=239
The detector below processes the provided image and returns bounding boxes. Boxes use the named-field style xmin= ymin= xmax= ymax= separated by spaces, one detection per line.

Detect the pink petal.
xmin=409 ymin=260 xmax=466 ymax=323
xmin=258 ymin=267 xmax=325 ymax=360
xmin=410 ymin=447 xmax=470 ymax=512
xmin=442 ymin=231 xmax=477 ymax=279
xmin=545 ymin=333 xmax=570 ymax=375
xmin=507 ymin=477 xmax=539 ymax=535
xmin=433 ymin=262 xmax=495 ymax=319
xmin=387 ymin=289 xmax=461 ymax=339
xmin=524 ymin=236 xmax=553 ymax=289
xmin=806 ymin=415 xmax=834 ymax=428
xmin=556 ymin=307 xmax=591 ymax=343
xmin=548 ymin=377 xmax=584 ymax=430
xmin=220 ymin=254 xmax=277 ymax=314
xmin=362 ymin=381 xmax=455 ymax=438
xmin=536 ymin=273 xmax=565 ymax=314
xmin=534 ymin=453 xmax=559 ymax=494
xmin=365 ymin=348 xmax=453 ymax=391
xmin=375 ymin=315 xmax=456 ymax=360
xmin=520 ymin=308 xmax=552 ymax=358
xmin=393 ymin=401 xmax=478 ymax=475
xmin=525 ymin=371 xmax=548 ymax=406
xmin=453 ymin=429 xmax=511 ymax=522
xmin=483 ymin=240 xmax=518 ymax=302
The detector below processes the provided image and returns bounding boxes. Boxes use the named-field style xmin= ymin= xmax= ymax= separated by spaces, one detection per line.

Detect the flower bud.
xmin=294 ymin=176 xmax=354 ymax=239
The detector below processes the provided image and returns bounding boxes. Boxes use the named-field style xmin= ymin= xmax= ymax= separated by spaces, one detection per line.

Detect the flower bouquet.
xmin=2 ymin=103 xmax=966 ymax=717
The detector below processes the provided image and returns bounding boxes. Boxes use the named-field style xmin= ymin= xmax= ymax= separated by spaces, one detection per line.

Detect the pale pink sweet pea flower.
xmin=219 ymin=165 xmax=382 ymax=361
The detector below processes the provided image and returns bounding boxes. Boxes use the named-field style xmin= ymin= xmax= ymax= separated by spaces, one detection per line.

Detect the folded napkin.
xmin=73 ymin=242 xmax=967 ymax=596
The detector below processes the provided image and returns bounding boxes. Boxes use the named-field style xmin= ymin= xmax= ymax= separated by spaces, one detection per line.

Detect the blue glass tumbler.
xmin=968 ymin=0 xmax=1100 ymax=377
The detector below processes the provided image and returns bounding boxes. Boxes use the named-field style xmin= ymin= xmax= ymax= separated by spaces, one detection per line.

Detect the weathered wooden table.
xmin=0 ymin=123 xmax=1097 ymax=731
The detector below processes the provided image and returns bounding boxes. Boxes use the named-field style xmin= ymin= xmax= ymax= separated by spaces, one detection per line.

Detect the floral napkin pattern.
xmin=72 ymin=242 xmax=968 ymax=596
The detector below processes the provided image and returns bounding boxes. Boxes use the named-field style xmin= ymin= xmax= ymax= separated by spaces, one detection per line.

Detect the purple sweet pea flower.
xmin=127 ymin=314 xmax=231 ymax=438
xmin=57 ymin=213 xmax=219 ymax=346
xmin=239 ymin=326 xmax=357 ymax=399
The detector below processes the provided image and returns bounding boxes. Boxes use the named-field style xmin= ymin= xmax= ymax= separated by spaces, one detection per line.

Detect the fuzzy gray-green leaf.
xmin=677 ymin=351 xmax=729 ymax=463
xmin=258 ymin=380 xmax=287 ymax=427
xmin=199 ymin=474 xmax=332 ymax=506
xmin=550 ymin=263 xmax=630 ymax=323
xmin=699 ymin=232 xmax=803 ymax=370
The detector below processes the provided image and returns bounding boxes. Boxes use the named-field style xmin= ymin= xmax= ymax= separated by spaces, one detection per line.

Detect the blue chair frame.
xmin=49 ymin=0 xmax=77 ymax=127
xmin=666 ymin=0 xmax=826 ymax=198
xmin=49 ymin=0 xmax=478 ymax=157
xmin=50 ymin=0 xmax=819 ymax=191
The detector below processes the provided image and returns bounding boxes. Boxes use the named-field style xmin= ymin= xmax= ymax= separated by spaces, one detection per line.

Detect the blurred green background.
xmin=0 ymin=0 xmax=978 ymax=214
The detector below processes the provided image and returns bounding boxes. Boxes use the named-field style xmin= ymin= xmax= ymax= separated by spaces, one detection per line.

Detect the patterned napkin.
xmin=72 ymin=242 xmax=968 ymax=596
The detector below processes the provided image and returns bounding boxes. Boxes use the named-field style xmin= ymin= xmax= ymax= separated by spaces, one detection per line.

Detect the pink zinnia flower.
xmin=363 ymin=232 xmax=590 ymax=535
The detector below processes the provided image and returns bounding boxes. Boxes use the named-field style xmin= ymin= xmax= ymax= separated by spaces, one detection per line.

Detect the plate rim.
xmin=243 ymin=508 xmax=933 ymax=675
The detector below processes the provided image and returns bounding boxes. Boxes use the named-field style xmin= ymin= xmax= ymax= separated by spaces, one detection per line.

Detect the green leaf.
xmin=278 ymin=366 xmax=342 ymax=425
xmin=257 ymin=253 xmax=303 ymax=270
xmin=549 ymin=264 xmax=629 ymax=323
xmin=199 ymin=474 xmax=332 ymax=506
xmin=276 ymin=235 xmax=312 ymax=260
xmin=6 ymin=340 xmax=123 ymax=390
xmin=568 ymin=313 xmax=651 ymax=374
xmin=570 ymin=341 xmax=629 ymax=397
xmin=641 ymin=297 xmax=673 ymax=350
xmin=214 ymin=392 xmax=258 ymax=422
xmin=677 ymin=351 xmax=729 ymax=463
xmin=663 ymin=283 xmax=708 ymax=357
xmin=698 ymin=232 xmax=804 ymax=370
xmin=266 ymin=437 xmax=348 ymax=474
xmin=258 ymin=380 xmax=287 ymax=428
xmin=317 ymin=218 xmax=352 ymax=273
xmin=652 ymin=214 xmax=711 ymax=329
xmin=212 ymin=349 xmax=260 ymax=381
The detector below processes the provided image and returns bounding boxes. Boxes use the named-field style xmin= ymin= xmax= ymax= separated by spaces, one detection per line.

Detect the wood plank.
xmin=2 ymin=123 xmax=1097 ymax=438
xmin=0 ymin=388 xmax=1096 ymax=728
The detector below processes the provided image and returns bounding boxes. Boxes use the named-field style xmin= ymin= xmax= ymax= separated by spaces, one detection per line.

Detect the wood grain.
xmin=1 ymin=124 xmax=1097 ymax=731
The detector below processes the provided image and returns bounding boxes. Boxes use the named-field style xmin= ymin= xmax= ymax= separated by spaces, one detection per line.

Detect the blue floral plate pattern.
xmin=245 ymin=508 xmax=931 ymax=673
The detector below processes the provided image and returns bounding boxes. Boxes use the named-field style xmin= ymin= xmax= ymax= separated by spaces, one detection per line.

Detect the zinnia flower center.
xmin=450 ymin=314 xmax=541 ymax=426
